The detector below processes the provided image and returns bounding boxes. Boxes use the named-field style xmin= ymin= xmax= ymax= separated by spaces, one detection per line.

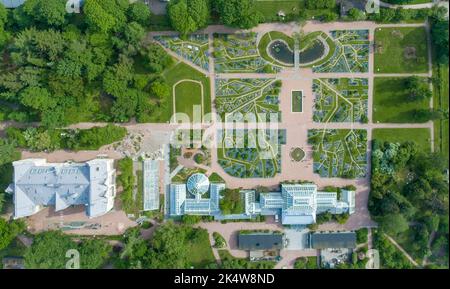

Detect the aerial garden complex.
xmin=0 ymin=0 xmax=448 ymax=272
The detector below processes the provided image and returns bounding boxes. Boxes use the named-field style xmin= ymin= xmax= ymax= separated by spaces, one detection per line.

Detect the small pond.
xmin=269 ymin=40 xmax=294 ymax=65
xmin=299 ymin=40 xmax=325 ymax=64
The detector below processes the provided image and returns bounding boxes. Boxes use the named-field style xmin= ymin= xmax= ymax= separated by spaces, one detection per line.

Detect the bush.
xmin=213 ymin=232 xmax=226 ymax=248
xmin=71 ymin=124 xmax=127 ymax=150
xmin=356 ymin=228 xmax=369 ymax=244
xmin=294 ymin=256 xmax=318 ymax=269
xmin=193 ymin=153 xmax=204 ymax=164
xmin=181 ymin=215 xmax=202 ymax=225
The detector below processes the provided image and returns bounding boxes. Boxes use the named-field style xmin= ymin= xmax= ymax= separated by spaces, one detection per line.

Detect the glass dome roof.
xmin=187 ymin=173 xmax=210 ymax=196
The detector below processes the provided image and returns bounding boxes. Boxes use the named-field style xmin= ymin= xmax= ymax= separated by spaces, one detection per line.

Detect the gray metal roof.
xmin=169 ymin=181 xmax=224 ymax=216
xmin=9 ymin=159 xmax=115 ymax=219
xmin=238 ymin=233 xmax=284 ymax=251
xmin=143 ymin=160 xmax=160 ymax=211
xmin=310 ymin=232 xmax=357 ymax=249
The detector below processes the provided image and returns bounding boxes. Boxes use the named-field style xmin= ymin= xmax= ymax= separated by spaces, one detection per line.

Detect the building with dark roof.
xmin=309 ymin=232 xmax=357 ymax=249
xmin=238 ymin=232 xmax=284 ymax=251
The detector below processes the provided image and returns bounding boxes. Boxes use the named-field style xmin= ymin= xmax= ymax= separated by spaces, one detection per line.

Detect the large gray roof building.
xmin=7 ymin=159 xmax=116 ymax=219
xmin=309 ymin=232 xmax=357 ymax=249
xmin=238 ymin=233 xmax=284 ymax=251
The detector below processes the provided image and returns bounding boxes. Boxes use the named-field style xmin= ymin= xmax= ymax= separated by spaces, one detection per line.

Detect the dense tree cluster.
xmin=114 ymin=222 xmax=212 ymax=269
xmin=212 ymin=0 xmax=264 ymax=29
xmin=24 ymin=230 xmax=111 ymax=269
xmin=431 ymin=19 xmax=449 ymax=65
xmin=219 ymin=188 xmax=244 ymax=215
xmin=167 ymin=0 xmax=210 ymax=36
xmin=0 ymin=0 xmax=175 ymax=126
xmin=0 ymin=219 xmax=25 ymax=250
xmin=370 ymin=140 xmax=449 ymax=263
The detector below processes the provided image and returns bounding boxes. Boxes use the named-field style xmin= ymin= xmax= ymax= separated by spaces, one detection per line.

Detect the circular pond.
xmin=290 ymin=147 xmax=306 ymax=162
xmin=299 ymin=39 xmax=326 ymax=65
xmin=268 ymin=40 xmax=294 ymax=65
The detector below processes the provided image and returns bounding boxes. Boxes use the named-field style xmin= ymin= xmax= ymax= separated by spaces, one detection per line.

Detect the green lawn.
xmin=174 ymin=81 xmax=203 ymax=121
xmin=292 ymin=90 xmax=303 ymax=112
xmin=374 ymin=27 xmax=429 ymax=73
xmin=255 ymin=0 xmax=302 ymax=20
xmin=373 ymin=77 xmax=430 ymax=123
xmin=163 ymin=61 xmax=211 ymax=123
xmin=254 ymin=0 xmax=337 ymax=22
xmin=372 ymin=128 xmax=431 ymax=152
xmin=186 ymin=228 xmax=216 ymax=269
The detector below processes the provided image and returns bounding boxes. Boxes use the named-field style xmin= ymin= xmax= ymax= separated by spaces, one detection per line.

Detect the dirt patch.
xmin=404 ymin=46 xmax=417 ymax=60
xmin=391 ymin=30 xmax=404 ymax=39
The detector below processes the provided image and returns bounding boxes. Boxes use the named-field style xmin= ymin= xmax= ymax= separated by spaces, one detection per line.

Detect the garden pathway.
xmin=384 ymin=233 xmax=420 ymax=267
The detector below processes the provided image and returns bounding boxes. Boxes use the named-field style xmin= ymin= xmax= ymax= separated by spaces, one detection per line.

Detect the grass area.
xmin=172 ymin=167 xmax=207 ymax=183
xmin=292 ymin=90 xmax=303 ymax=112
xmin=374 ymin=27 xmax=429 ymax=73
xmin=186 ymin=228 xmax=216 ymax=269
xmin=255 ymin=0 xmax=302 ymax=20
xmin=218 ymin=249 xmax=276 ymax=269
xmin=174 ymin=81 xmax=203 ymax=121
xmin=372 ymin=128 xmax=431 ymax=152
xmin=117 ymin=158 xmax=141 ymax=217
xmin=209 ymin=172 xmax=225 ymax=183
xmin=373 ymin=77 xmax=430 ymax=123
xmin=136 ymin=169 xmax=144 ymax=213
xmin=163 ymin=61 xmax=211 ymax=122
xmin=254 ymin=0 xmax=337 ymax=22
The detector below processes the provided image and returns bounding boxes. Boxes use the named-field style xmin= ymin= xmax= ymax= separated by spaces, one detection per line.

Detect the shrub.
xmin=213 ymin=232 xmax=226 ymax=248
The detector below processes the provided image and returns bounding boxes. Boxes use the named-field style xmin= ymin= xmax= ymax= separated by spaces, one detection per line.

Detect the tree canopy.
xmin=212 ymin=0 xmax=263 ymax=29
xmin=0 ymin=219 xmax=25 ymax=250
xmin=167 ymin=0 xmax=210 ymax=36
